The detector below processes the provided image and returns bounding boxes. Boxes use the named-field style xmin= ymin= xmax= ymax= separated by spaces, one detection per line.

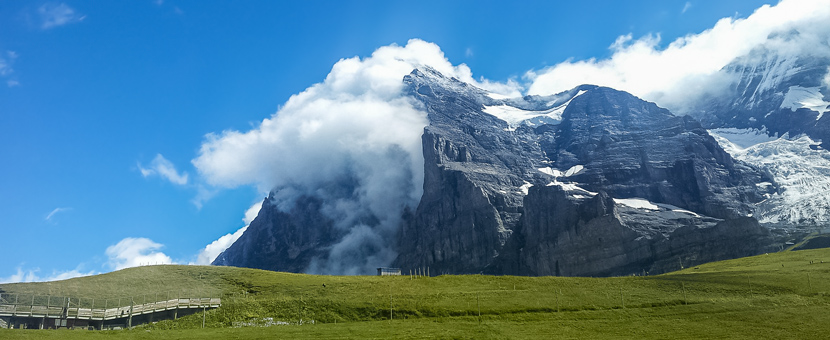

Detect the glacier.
xmin=710 ymin=128 xmax=830 ymax=227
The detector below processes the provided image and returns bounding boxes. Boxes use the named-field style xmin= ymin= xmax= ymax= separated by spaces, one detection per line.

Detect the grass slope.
xmin=1 ymin=248 xmax=829 ymax=339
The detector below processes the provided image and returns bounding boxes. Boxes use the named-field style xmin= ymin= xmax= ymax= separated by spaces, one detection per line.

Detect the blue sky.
xmin=0 ymin=0 xmax=778 ymax=282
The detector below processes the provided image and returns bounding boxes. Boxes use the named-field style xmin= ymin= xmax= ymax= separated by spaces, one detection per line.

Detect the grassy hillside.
xmin=2 ymin=248 xmax=829 ymax=339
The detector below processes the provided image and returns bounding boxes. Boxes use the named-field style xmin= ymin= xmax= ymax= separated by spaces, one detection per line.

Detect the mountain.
xmin=689 ymin=48 xmax=830 ymax=228
xmin=692 ymin=49 xmax=830 ymax=146
xmin=215 ymin=67 xmax=781 ymax=276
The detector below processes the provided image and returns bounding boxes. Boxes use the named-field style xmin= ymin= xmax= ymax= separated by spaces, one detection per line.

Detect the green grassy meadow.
xmin=1 ymin=248 xmax=829 ymax=339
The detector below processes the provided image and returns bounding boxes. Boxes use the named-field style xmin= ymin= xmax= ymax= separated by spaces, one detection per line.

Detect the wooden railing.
xmin=0 ymin=296 xmax=220 ymax=320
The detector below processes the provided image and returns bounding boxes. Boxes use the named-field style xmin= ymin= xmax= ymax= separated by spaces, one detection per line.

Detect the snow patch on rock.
xmin=780 ymin=86 xmax=830 ymax=119
xmin=614 ymin=198 xmax=659 ymax=210
xmin=482 ymin=90 xmax=586 ymax=128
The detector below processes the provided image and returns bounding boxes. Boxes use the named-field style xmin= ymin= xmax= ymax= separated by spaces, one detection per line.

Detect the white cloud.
xmin=0 ymin=57 xmax=11 ymax=76
xmin=139 ymin=154 xmax=189 ymax=185
xmin=0 ymin=51 xmax=17 ymax=77
xmin=465 ymin=47 xmax=474 ymax=57
xmin=526 ymin=0 xmax=830 ymax=113
xmin=105 ymin=237 xmax=174 ymax=270
xmin=1 ymin=51 xmax=19 ymax=87
xmin=192 ymin=201 xmax=262 ymax=265
xmin=682 ymin=2 xmax=692 ymax=14
xmin=39 ymin=3 xmax=85 ymax=29
xmin=191 ymin=184 xmax=217 ymax=209
xmin=0 ymin=266 xmax=95 ymax=284
xmin=192 ymin=39 xmax=518 ymax=274
xmin=45 ymin=207 xmax=71 ymax=221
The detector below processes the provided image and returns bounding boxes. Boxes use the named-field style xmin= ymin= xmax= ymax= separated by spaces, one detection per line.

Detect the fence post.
xmin=128 ymin=297 xmax=134 ymax=328
xmin=556 ymin=289 xmax=560 ymax=312
xmin=175 ymin=291 xmax=179 ymax=320
xmin=389 ymin=283 xmax=393 ymax=322
xmin=620 ymin=287 xmax=625 ymax=308
xmin=808 ymin=273 xmax=813 ymax=294
xmin=477 ymin=292 xmax=481 ymax=324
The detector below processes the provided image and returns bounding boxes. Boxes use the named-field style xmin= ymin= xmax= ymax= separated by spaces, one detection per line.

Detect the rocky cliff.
xmin=392 ymin=68 xmax=776 ymax=276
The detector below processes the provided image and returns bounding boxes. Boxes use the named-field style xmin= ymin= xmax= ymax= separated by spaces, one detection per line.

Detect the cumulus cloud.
xmin=192 ymin=201 xmax=262 ymax=265
xmin=139 ymin=154 xmax=189 ymax=185
xmin=105 ymin=237 xmax=174 ymax=270
xmin=0 ymin=266 xmax=95 ymax=284
xmin=38 ymin=3 xmax=85 ymax=29
xmin=526 ymin=0 xmax=830 ymax=113
xmin=45 ymin=207 xmax=71 ymax=221
xmin=193 ymin=39 xmax=516 ymax=274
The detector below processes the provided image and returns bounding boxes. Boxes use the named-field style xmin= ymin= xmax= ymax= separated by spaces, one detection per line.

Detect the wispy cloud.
xmin=0 ymin=51 xmax=19 ymax=86
xmin=191 ymin=184 xmax=217 ymax=209
xmin=138 ymin=154 xmax=189 ymax=185
xmin=0 ymin=51 xmax=14 ymax=76
xmin=682 ymin=2 xmax=692 ymax=14
xmin=465 ymin=47 xmax=474 ymax=58
xmin=45 ymin=207 xmax=72 ymax=221
xmin=0 ymin=266 xmax=95 ymax=284
xmin=39 ymin=3 xmax=85 ymax=30
xmin=105 ymin=237 xmax=175 ymax=270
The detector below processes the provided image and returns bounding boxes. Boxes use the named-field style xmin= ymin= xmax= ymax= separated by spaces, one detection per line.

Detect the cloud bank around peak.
xmin=192 ymin=39 xmax=516 ymax=275
xmin=526 ymin=0 xmax=830 ymax=113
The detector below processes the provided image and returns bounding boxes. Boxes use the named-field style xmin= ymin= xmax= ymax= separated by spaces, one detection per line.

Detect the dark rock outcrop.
xmin=492 ymin=185 xmax=772 ymax=276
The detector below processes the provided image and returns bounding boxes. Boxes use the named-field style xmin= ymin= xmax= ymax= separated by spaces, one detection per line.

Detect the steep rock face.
xmin=394 ymin=68 xmax=538 ymax=274
xmin=549 ymin=88 xmax=769 ymax=219
xmin=213 ymin=195 xmax=339 ymax=272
